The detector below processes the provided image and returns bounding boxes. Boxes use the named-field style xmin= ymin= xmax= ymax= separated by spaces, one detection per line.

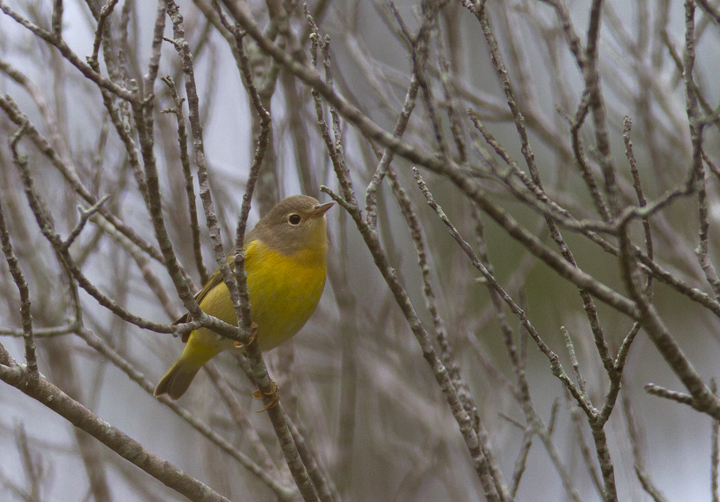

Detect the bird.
xmin=154 ymin=195 xmax=333 ymax=400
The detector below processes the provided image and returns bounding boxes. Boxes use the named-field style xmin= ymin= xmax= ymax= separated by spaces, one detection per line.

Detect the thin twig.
xmin=713 ymin=379 xmax=719 ymax=502
xmin=635 ymin=466 xmax=670 ymax=502
xmin=89 ymin=0 xmax=120 ymax=66
xmin=644 ymin=383 xmax=694 ymax=406
xmin=161 ymin=76 xmax=209 ymax=285
xmin=623 ymin=116 xmax=654 ymax=298
xmin=0 ymin=344 xmax=232 ymax=502
xmin=0 ymin=1 xmax=134 ymax=101
xmin=413 ymin=168 xmax=593 ymax=416
xmin=0 ymin=136 xmax=37 ymax=377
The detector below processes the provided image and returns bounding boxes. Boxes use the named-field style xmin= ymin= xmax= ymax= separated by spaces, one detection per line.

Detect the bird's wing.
xmin=174 ymin=236 xmax=260 ymax=343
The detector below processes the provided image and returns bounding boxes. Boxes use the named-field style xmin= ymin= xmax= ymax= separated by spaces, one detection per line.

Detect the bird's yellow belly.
xmin=192 ymin=245 xmax=326 ymax=352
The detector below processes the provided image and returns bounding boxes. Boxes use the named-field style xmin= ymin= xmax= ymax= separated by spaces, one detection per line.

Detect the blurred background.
xmin=1 ymin=0 xmax=720 ymax=500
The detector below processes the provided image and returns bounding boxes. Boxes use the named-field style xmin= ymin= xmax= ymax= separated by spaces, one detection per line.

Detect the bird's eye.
xmin=288 ymin=214 xmax=302 ymax=225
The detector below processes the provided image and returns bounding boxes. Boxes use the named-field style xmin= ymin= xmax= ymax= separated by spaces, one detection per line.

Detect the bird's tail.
xmin=154 ymin=340 xmax=218 ymax=400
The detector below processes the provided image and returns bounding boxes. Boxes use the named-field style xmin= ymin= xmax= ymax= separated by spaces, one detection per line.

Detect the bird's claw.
xmin=253 ymin=380 xmax=279 ymax=413
xmin=234 ymin=322 xmax=259 ymax=349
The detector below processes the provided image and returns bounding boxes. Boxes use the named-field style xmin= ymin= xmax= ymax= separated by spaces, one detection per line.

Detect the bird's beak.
xmin=310 ymin=202 xmax=335 ymax=219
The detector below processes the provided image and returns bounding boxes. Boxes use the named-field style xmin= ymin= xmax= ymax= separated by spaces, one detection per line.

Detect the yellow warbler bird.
xmin=154 ymin=195 xmax=333 ymax=400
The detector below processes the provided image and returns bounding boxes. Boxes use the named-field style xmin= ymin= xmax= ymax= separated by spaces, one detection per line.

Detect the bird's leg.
xmin=234 ymin=322 xmax=259 ymax=349
xmin=253 ymin=380 xmax=280 ymax=413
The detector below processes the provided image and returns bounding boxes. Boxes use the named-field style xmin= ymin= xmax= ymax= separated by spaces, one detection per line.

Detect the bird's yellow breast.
xmin=191 ymin=239 xmax=327 ymax=352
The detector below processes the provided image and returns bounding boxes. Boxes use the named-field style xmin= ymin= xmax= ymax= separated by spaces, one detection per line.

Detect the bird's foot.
xmin=253 ymin=380 xmax=279 ymax=413
xmin=234 ymin=322 xmax=259 ymax=349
